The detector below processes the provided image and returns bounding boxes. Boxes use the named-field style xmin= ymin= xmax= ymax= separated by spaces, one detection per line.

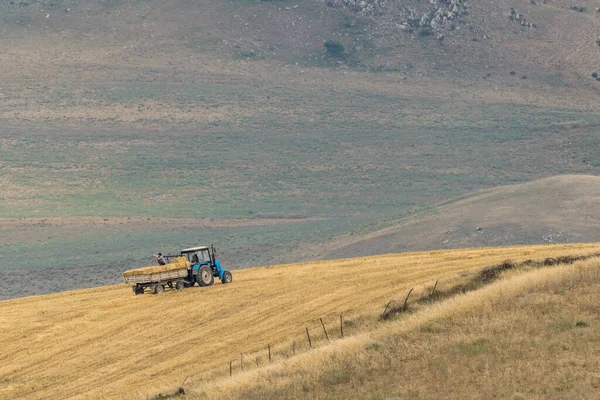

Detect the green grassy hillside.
xmin=1 ymin=0 xmax=600 ymax=298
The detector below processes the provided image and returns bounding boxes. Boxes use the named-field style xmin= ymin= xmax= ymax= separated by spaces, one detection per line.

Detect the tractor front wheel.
xmin=196 ymin=266 xmax=214 ymax=287
xmin=221 ymin=271 xmax=232 ymax=284
xmin=175 ymin=280 xmax=185 ymax=291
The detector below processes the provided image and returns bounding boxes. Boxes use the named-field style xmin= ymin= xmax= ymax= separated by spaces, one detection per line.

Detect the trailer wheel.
xmin=153 ymin=284 xmax=164 ymax=295
xmin=175 ymin=280 xmax=185 ymax=291
xmin=196 ymin=266 xmax=214 ymax=287
xmin=222 ymin=271 xmax=232 ymax=284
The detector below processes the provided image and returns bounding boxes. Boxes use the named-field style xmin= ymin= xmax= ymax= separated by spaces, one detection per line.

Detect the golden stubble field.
xmin=194 ymin=252 xmax=600 ymax=400
xmin=1 ymin=243 xmax=599 ymax=399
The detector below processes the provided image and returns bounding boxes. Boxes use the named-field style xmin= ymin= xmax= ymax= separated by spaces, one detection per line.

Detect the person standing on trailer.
xmin=154 ymin=253 xmax=167 ymax=265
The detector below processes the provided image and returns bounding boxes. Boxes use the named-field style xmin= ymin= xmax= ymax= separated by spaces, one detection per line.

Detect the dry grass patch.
xmin=189 ymin=257 xmax=600 ymax=399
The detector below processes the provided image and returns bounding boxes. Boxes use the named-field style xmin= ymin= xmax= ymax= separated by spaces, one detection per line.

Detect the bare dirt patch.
xmin=320 ymin=175 xmax=600 ymax=259
xmin=0 ymin=216 xmax=328 ymax=244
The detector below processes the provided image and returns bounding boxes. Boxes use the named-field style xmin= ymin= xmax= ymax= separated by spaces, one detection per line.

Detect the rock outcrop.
xmin=327 ymin=0 xmax=469 ymax=34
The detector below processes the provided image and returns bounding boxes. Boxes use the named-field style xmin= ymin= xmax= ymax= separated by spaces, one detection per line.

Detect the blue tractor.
xmin=176 ymin=245 xmax=232 ymax=286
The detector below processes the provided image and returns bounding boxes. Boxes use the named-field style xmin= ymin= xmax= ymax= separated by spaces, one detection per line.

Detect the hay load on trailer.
xmin=123 ymin=257 xmax=191 ymax=294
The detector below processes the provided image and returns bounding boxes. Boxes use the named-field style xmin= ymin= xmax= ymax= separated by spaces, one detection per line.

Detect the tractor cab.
xmin=180 ymin=245 xmax=232 ymax=286
xmin=180 ymin=246 xmax=211 ymax=266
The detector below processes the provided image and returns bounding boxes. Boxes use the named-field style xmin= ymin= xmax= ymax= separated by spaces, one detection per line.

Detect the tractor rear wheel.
xmin=196 ymin=266 xmax=214 ymax=287
xmin=222 ymin=271 xmax=232 ymax=284
xmin=133 ymin=285 xmax=145 ymax=295
xmin=153 ymin=284 xmax=164 ymax=295
xmin=175 ymin=280 xmax=185 ymax=291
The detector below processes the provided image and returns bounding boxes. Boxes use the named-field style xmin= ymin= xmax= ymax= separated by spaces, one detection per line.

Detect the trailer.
xmin=123 ymin=245 xmax=232 ymax=295
xmin=124 ymin=268 xmax=189 ymax=295
xmin=123 ymin=256 xmax=190 ymax=294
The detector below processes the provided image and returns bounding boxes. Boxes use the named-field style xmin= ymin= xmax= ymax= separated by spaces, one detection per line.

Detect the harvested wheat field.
xmin=1 ymin=243 xmax=599 ymax=399
xmin=193 ymin=253 xmax=600 ymax=400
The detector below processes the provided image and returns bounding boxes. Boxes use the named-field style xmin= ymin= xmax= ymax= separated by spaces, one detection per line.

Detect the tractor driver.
xmin=154 ymin=253 xmax=167 ymax=266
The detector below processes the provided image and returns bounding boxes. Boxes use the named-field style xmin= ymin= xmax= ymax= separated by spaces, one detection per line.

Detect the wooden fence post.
xmin=320 ymin=318 xmax=330 ymax=341
xmin=293 ymin=340 xmax=296 ymax=355
xmin=306 ymin=327 xmax=312 ymax=348
xmin=229 ymin=360 xmax=232 ymax=376
xmin=179 ymin=376 xmax=188 ymax=394
xmin=268 ymin=344 xmax=271 ymax=362
xmin=431 ymin=280 xmax=438 ymax=296
xmin=382 ymin=301 xmax=391 ymax=316
xmin=402 ymin=288 xmax=414 ymax=311
xmin=340 ymin=314 xmax=344 ymax=338
xmin=240 ymin=353 xmax=244 ymax=371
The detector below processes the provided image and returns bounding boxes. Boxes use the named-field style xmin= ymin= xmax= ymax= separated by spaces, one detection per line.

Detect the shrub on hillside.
xmin=324 ymin=40 xmax=345 ymax=57
xmin=418 ymin=27 xmax=433 ymax=37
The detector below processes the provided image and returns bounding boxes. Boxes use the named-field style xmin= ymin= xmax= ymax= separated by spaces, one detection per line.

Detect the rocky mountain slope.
xmin=1 ymin=0 xmax=600 ymax=84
